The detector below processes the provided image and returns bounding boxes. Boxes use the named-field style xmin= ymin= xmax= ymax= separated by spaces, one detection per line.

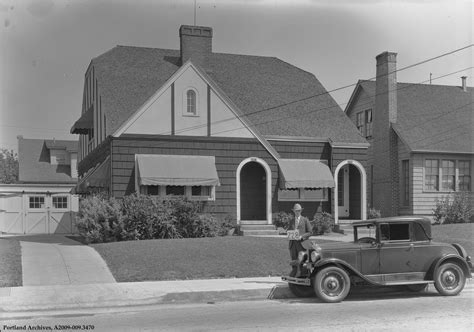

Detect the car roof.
xmin=352 ymin=216 xmax=431 ymax=227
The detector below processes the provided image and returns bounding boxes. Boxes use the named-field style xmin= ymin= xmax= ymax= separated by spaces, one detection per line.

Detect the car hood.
xmin=302 ymin=240 xmax=360 ymax=252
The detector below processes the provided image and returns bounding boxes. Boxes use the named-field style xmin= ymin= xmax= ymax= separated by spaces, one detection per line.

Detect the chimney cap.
xmin=376 ymin=51 xmax=397 ymax=64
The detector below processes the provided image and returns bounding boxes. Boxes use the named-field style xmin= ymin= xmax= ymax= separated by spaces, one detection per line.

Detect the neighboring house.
xmin=0 ymin=136 xmax=79 ymax=234
xmin=345 ymin=51 xmax=473 ymax=218
xmin=70 ymin=25 xmax=369 ymax=228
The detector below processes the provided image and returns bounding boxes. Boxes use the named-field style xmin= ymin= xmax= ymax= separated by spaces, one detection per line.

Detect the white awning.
xmin=136 ymin=154 xmax=220 ymax=186
xmin=279 ymin=159 xmax=334 ymax=189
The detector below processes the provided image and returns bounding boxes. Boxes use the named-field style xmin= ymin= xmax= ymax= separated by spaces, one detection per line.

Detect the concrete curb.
xmin=0 ymin=278 xmax=292 ymax=316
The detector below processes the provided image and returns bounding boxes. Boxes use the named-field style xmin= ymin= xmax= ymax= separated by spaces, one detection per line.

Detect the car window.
xmin=380 ymin=223 xmax=410 ymax=241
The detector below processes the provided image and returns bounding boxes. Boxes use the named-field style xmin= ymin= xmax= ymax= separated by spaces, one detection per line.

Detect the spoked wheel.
xmin=434 ymin=262 xmax=466 ymax=296
xmin=288 ymin=283 xmax=316 ymax=298
xmin=313 ymin=266 xmax=351 ymax=303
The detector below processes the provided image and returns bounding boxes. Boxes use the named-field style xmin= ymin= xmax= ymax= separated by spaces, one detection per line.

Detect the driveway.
xmin=12 ymin=235 xmax=116 ymax=286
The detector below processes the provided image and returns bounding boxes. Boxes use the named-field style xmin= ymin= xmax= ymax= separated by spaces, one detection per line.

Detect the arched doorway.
xmin=236 ymin=157 xmax=272 ymax=224
xmin=334 ymin=160 xmax=367 ymax=224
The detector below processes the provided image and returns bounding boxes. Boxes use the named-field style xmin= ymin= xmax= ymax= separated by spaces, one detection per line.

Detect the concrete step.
xmin=240 ymin=224 xmax=276 ymax=231
xmin=240 ymin=220 xmax=268 ymax=225
xmin=241 ymin=229 xmax=280 ymax=236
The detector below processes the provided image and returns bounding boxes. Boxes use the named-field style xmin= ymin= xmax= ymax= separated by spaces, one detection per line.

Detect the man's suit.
xmin=288 ymin=215 xmax=313 ymax=260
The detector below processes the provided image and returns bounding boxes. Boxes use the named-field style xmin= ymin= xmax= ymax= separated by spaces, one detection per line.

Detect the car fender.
xmin=428 ymin=254 xmax=471 ymax=279
xmin=312 ymin=258 xmax=380 ymax=285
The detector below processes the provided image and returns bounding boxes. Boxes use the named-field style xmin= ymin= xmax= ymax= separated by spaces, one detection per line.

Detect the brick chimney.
xmin=179 ymin=25 xmax=213 ymax=69
xmin=373 ymin=51 xmax=399 ymax=217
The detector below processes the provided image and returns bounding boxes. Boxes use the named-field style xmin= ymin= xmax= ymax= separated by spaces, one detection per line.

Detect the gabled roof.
xmin=18 ymin=138 xmax=78 ymax=184
xmin=88 ymin=45 xmax=366 ymax=144
xmin=347 ymin=80 xmax=473 ymax=153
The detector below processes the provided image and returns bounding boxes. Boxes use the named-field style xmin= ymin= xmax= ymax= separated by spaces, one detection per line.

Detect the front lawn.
xmin=92 ymin=236 xmax=334 ymax=282
xmin=0 ymin=238 xmax=22 ymax=287
xmin=431 ymin=223 xmax=473 ymax=256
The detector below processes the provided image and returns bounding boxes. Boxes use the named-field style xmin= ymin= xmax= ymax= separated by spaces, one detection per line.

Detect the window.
xmin=424 ymin=159 xmax=471 ymax=192
xmin=458 ymin=161 xmax=471 ymax=191
xmin=338 ymin=170 xmax=344 ymax=206
xmin=140 ymin=185 xmax=214 ymax=201
xmin=278 ymin=188 xmax=328 ymax=202
xmin=380 ymin=223 xmax=410 ymax=241
xmin=441 ymin=160 xmax=455 ymax=191
xmin=424 ymin=159 xmax=439 ymax=191
xmin=29 ymin=196 xmax=45 ymax=209
xmin=401 ymin=160 xmax=409 ymax=206
xmin=52 ymin=196 xmax=68 ymax=209
xmin=365 ymin=109 xmax=373 ymax=138
xmin=166 ymin=186 xmax=185 ymax=196
xmin=356 ymin=112 xmax=364 ymax=135
xmin=186 ymin=89 xmax=196 ymax=115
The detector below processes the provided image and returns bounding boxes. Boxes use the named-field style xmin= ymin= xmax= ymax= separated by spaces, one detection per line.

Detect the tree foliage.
xmin=0 ymin=149 xmax=19 ymax=184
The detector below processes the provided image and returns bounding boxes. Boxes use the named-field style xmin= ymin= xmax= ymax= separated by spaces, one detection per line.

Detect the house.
xmin=70 ymin=25 xmax=369 ymax=229
xmin=345 ymin=51 xmax=473 ymax=218
xmin=0 ymin=137 xmax=79 ymax=234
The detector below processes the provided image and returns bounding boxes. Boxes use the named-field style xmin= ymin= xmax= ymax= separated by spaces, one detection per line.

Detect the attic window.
xmin=184 ymin=89 xmax=198 ymax=116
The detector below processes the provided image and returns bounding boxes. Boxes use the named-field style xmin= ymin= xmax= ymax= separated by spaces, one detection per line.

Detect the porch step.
xmin=240 ymin=222 xmax=279 ymax=236
xmin=240 ymin=220 xmax=269 ymax=225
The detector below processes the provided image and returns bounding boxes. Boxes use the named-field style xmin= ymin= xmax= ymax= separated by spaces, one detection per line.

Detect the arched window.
xmin=186 ymin=89 xmax=196 ymax=115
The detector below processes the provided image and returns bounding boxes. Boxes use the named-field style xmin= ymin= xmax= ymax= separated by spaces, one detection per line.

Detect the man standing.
xmin=288 ymin=203 xmax=313 ymax=275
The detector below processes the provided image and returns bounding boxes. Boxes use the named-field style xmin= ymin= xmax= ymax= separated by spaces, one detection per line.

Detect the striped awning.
xmin=136 ymin=154 xmax=220 ymax=186
xmin=278 ymin=159 xmax=334 ymax=189
xmin=70 ymin=106 xmax=94 ymax=134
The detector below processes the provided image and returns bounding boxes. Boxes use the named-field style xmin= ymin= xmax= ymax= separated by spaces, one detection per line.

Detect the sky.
xmin=0 ymin=0 xmax=472 ymax=152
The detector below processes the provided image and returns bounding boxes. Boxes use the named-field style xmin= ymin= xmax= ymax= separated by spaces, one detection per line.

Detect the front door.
xmin=240 ymin=162 xmax=266 ymax=220
xmin=338 ymin=165 xmax=349 ymax=218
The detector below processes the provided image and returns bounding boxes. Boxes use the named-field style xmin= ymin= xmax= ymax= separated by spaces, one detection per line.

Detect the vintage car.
xmin=282 ymin=216 xmax=472 ymax=303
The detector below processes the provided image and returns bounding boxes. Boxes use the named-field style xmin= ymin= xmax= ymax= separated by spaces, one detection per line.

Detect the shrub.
xmin=433 ymin=192 xmax=473 ymax=224
xmin=272 ymin=211 xmax=292 ymax=230
xmin=368 ymin=207 xmax=381 ymax=219
xmin=76 ymin=195 xmax=125 ymax=243
xmin=311 ymin=212 xmax=334 ymax=235
xmin=219 ymin=214 xmax=238 ymax=236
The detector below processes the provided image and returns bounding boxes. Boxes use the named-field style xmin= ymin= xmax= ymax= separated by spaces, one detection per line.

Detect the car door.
xmin=378 ymin=222 xmax=416 ymax=274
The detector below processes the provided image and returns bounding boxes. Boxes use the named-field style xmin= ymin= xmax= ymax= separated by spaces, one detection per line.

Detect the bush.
xmin=76 ymin=194 xmax=125 ymax=244
xmin=272 ymin=211 xmax=292 ymax=230
xmin=368 ymin=207 xmax=381 ymax=219
xmin=76 ymin=194 xmax=235 ymax=243
xmin=311 ymin=212 xmax=334 ymax=235
xmin=433 ymin=192 xmax=473 ymax=224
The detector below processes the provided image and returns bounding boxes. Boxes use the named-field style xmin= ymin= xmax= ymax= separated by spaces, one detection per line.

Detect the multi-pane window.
xmin=338 ymin=171 xmax=344 ymax=206
xmin=459 ymin=161 xmax=471 ymax=191
xmin=29 ymin=196 xmax=45 ymax=209
xmin=186 ymin=90 xmax=196 ymax=115
xmin=402 ymin=160 xmax=409 ymax=206
xmin=356 ymin=112 xmax=364 ymax=135
xmin=141 ymin=185 xmax=213 ymax=201
xmin=441 ymin=160 xmax=455 ymax=191
xmin=278 ymin=188 xmax=328 ymax=202
xmin=424 ymin=159 xmax=472 ymax=192
xmin=424 ymin=159 xmax=439 ymax=191
xmin=365 ymin=109 xmax=373 ymax=138
xmin=53 ymin=196 xmax=68 ymax=209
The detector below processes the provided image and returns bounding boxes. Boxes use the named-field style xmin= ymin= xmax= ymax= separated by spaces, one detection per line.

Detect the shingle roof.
xmin=355 ymin=80 xmax=473 ymax=153
xmin=18 ymin=138 xmax=78 ymax=183
xmin=89 ymin=46 xmax=366 ymax=144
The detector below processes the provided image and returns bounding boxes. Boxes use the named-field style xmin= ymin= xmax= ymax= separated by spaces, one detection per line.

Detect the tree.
xmin=0 ymin=149 xmax=19 ymax=183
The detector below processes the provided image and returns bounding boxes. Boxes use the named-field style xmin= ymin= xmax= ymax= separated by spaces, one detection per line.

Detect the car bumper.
xmin=281 ymin=276 xmax=311 ymax=286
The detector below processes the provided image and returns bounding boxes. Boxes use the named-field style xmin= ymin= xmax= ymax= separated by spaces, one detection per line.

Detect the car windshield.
xmin=353 ymin=224 xmax=376 ymax=242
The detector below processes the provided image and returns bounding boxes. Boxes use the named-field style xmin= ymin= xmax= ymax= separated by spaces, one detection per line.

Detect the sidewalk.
xmin=0 ymin=277 xmax=291 ymax=318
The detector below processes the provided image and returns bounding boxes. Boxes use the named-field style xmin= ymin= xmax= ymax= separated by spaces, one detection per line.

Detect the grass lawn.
xmin=92 ymin=236 xmax=335 ymax=282
xmin=431 ymin=223 xmax=473 ymax=256
xmin=0 ymin=238 xmax=22 ymax=287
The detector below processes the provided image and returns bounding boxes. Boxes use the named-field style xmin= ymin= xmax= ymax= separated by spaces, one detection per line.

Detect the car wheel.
xmin=313 ymin=266 xmax=351 ymax=303
xmin=288 ymin=283 xmax=315 ymax=298
xmin=434 ymin=262 xmax=466 ymax=296
xmin=405 ymin=284 xmax=428 ymax=292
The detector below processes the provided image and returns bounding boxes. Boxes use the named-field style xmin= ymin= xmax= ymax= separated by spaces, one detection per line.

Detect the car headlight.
xmin=310 ymin=251 xmax=320 ymax=263
xmin=298 ymin=251 xmax=307 ymax=263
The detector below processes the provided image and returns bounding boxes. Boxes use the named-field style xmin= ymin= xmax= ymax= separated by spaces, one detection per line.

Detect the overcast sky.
xmin=0 ymin=0 xmax=472 ymax=152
